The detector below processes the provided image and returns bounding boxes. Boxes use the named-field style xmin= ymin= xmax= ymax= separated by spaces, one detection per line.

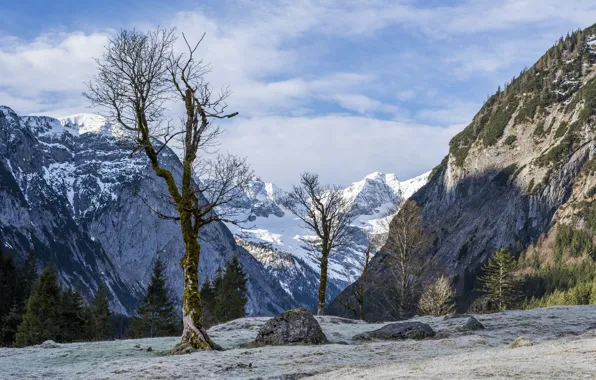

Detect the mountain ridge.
xmin=329 ymin=23 xmax=596 ymax=320
xmin=224 ymin=170 xmax=429 ymax=309
xmin=0 ymin=107 xmax=295 ymax=316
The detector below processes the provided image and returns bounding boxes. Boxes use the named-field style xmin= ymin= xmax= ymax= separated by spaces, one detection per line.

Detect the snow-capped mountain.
xmin=0 ymin=107 xmax=294 ymax=316
xmin=222 ymin=170 xmax=430 ymax=309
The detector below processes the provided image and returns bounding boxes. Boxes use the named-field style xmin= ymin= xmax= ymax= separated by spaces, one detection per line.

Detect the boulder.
xmin=353 ymin=322 xmax=435 ymax=341
xmin=255 ymin=308 xmax=328 ymax=346
xmin=459 ymin=316 xmax=484 ymax=331
xmin=468 ymin=296 xmax=499 ymax=314
xmin=39 ymin=340 xmax=60 ymax=349
xmin=443 ymin=314 xmax=472 ymax=321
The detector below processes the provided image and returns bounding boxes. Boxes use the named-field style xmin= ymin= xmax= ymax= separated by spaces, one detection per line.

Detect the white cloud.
xmin=221 ymin=115 xmax=461 ymax=188
xmin=2 ymin=0 xmax=596 ymax=185
xmin=330 ymin=94 xmax=399 ymax=115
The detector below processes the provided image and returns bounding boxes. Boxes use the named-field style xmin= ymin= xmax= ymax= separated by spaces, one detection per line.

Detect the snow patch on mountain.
xmin=223 ymin=170 xmax=430 ymax=309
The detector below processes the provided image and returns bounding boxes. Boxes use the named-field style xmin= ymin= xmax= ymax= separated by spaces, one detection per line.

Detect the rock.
xmin=509 ymin=336 xmax=532 ymax=348
xmin=458 ymin=316 xmax=485 ymax=331
xmin=353 ymin=322 xmax=435 ymax=341
xmin=254 ymin=308 xmax=328 ymax=346
xmin=145 ymin=346 xmax=153 ymax=352
xmin=467 ymin=296 xmax=499 ymax=314
xmin=443 ymin=314 xmax=472 ymax=320
xmin=39 ymin=340 xmax=60 ymax=349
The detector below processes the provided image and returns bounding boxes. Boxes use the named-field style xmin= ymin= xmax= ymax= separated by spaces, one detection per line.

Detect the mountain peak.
xmin=364 ymin=171 xmax=386 ymax=181
xmin=59 ymin=114 xmax=111 ymax=136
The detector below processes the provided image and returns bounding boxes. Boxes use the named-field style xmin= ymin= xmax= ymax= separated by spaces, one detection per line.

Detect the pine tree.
xmin=209 ymin=267 xmax=224 ymax=324
xmin=199 ymin=277 xmax=217 ymax=327
xmin=91 ymin=286 xmax=112 ymax=341
xmin=60 ymin=289 xmax=93 ymax=342
xmin=1 ymin=304 xmax=24 ymax=346
xmin=129 ymin=258 xmax=180 ymax=338
xmin=214 ymin=257 xmax=248 ymax=322
xmin=478 ymin=249 xmax=521 ymax=311
xmin=0 ymin=250 xmax=17 ymax=321
xmin=14 ymin=264 xmax=62 ymax=347
xmin=0 ymin=250 xmax=37 ymax=346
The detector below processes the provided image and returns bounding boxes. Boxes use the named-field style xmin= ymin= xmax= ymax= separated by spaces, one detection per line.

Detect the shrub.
xmin=418 ymin=276 xmax=455 ymax=316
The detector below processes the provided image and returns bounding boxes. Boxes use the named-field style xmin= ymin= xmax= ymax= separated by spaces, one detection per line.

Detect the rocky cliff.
xmin=330 ymin=24 xmax=596 ymax=319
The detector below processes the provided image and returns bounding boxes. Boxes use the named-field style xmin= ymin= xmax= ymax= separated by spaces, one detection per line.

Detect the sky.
xmin=1 ymin=1 xmax=596 ymax=188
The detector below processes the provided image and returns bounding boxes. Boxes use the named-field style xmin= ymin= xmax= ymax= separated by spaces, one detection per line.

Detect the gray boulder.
xmin=353 ymin=322 xmax=435 ymax=341
xmin=459 ymin=316 xmax=484 ymax=331
xmin=443 ymin=314 xmax=472 ymax=321
xmin=39 ymin=340 xmax=60 ymax=349
xmin=255 ymin=308 xmax=328 ymax=346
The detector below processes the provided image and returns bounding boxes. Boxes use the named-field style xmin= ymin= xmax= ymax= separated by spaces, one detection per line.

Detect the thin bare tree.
xmin=338 ymin=205 xmax=395 ymax=320
xmin=84 ymin=28 xmax=252 ymax=351
xmin=286 ymin=172 xmax=355 ymax=315
xmin=382 ymin=200 xmax=434 ymax=318
xmin=340 ymin=237 xmax=372 ymax=320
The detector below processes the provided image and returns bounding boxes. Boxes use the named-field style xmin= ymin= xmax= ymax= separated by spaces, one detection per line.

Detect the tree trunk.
xmin=317 ymin=251 xmax=329 ymax=315
xmin=178 ymin=226 xmax=215 ymax=350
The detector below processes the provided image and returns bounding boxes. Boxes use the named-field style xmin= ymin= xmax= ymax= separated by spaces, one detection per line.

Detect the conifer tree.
xmin=0 ymin=250 xmax=37 ymax=346
xmin=199 ymin=276 xmax=217 ymax=327
xmin=14 ymin=264 xmax=62 ymax=347
xmin=478 ymin=248 xmax=521 ymax=311
xmin=91 ymin=286 xmax=112 ymax=341
xmin=214 ymin=257 xmax=248 ymax=322
xmin=0 ymin=250 xmax=17 ymax=320
xmin=60 ymin=289 xmax=93 ymax=342
xmin=130 ymin=258 xmax=180 ymax=338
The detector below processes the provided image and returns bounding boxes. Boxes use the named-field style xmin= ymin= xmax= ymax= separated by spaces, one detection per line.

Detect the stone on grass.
xmin=255 ymin=308 xmax=328 ymax=346
xmin=443 ymin=314 xmax=472 ymax=321
xmin=459 ymin=316 xmax=485 ymax=331
xmin=39 ymin=340 xmax=60 ymax=349
xmin=353 ymin=322 xmax=435 ymax=341
xmin=509 ymin=336 xmax=532 ymax=348
xmin=468 ymin=296 xmax=498 ymax=314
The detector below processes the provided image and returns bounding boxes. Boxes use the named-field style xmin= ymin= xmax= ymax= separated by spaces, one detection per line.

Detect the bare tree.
xmin=84 ymin=28 xmax=252 ymax=351
xmin=383 ymin=200 xmax=434 ymax=318
xmin=286 ymin=172 xmax=355 ymax=315
xmin=339 ymin=204 xmax=396 ymax=320
xmin=340 ymin=237 xmax=372 ymax=320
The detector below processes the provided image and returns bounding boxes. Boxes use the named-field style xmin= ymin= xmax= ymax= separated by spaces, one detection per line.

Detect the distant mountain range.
xmin=223 ymin=171 xmax=429 ymax=308
xmin=0 ymin=105 xmax=428 ymax=314
xmin=0 ymin=107 xmax=295 ymax=316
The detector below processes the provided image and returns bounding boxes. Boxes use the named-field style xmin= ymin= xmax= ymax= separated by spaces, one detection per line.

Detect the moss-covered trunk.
xmin=317 ymin=251 xmax=329 ymax=315
xmin=178 ymin=214 xmax=215 ymax=350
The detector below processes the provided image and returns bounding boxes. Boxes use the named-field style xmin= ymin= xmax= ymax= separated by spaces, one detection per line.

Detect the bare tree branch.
xmin=286 ymin=172 xmax=356 ymax=315
xmin=85 ymin=28 xmax=251 ymax=351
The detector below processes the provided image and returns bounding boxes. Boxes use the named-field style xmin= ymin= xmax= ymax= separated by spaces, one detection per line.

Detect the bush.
xmin=418 ymin=276 xmax=455 ymax=316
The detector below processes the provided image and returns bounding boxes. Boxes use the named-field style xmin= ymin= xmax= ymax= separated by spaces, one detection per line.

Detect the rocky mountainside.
xmin=0 ymin=107 xmax=294 ymax=316
xmin=330 ymin=24 xmax=596 ymax=319
xmin=222 ymin=171 xmax=429 ymax=310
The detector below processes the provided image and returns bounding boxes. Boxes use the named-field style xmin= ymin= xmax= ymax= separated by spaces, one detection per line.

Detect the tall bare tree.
xmin=340 ymin=209 xmax=395 ymax=320
xmin=286 ymin=172 xmax=355 ymax=315
xmin=84 ymin=28 xmax=252 ymax=351
xmin=340 ymin=238 xmax=372 ymax=320
xmin=383 ymin=200 xmax=434 ymax=318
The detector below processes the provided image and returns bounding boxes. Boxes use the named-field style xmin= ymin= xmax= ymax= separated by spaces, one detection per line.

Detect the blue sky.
xmin=1 ymin=1 xmax=596 ymax=187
